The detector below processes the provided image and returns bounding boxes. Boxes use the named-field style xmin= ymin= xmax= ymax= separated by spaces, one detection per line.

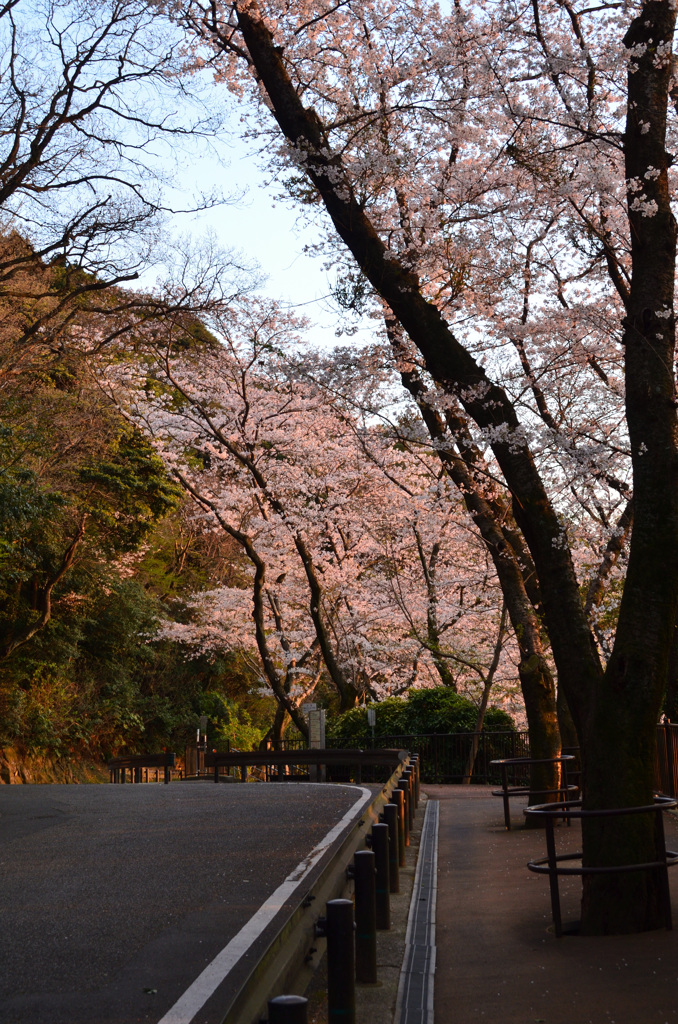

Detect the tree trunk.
xmin=577 ymin=0 xmax=678 ymax=933
xmin=556 ymin=686 xmax=579 ymax=751
xmin=463 ymin=603 xmax=506 ymax=783
xmin=579 ymin=705 xmax=665 ymax=934
xmin=294 ymin=534 xmax=360 ymax=710
xmin=270 ymin=702 xmax=289 ymax=751
xmin=391 ymin=338 xmax=561 ymax=796
xmin=662 ymin=610 xmax=678 ymax=721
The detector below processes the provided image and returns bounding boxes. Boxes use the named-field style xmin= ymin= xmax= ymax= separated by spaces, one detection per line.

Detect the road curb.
xmin=223 ymin=766 xmax=408 ymax=1024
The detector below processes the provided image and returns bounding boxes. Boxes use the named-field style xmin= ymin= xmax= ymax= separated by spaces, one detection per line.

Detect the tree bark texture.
xmin=577 ymin=0 xmax=678 ymax=932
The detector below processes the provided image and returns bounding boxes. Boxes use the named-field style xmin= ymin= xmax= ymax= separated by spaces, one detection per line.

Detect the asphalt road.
xmin=0 ymin=781 xmax=374 ymax=1024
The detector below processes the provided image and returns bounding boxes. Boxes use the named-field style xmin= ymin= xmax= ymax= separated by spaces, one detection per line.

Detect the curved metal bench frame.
xmin=524 ymin=796 xmax=678 ymax=936
xmin=489 ymin=755 xmax=577 ymax=830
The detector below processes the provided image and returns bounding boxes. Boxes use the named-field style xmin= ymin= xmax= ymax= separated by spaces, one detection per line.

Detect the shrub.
xmin=326 ymin=687 xmax=514 ymax=745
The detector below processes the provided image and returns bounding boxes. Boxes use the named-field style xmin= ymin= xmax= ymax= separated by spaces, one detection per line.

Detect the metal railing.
xmin=320 ymin=731 xmax=530 ymax=784
xmin=205 ymin=731 xmax=528 ymax=784
xmin=656 ymin=722 xmax=678 ymax=797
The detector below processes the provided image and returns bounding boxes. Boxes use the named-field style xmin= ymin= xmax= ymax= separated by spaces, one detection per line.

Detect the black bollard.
xmin=371 ymin=823 xmax=391 ymax=930
xmin=414 ymin=756 xmax=421 ymax=804
xmin=353 ymin=850 xmax=377 ymax=983
xmin=403 ymin=768 xmax=415 ymax=830
xmin=325 ymin=899 xmax=355 ymax=1024
xmin=389 ymin=787 xmax=406 ymax=866
xmin=397 ymin=778 xmax=410 ymax=846
xmin=268 ymin=995 xmax=308 ymax=1024
xmin=409 ymin=755 xmax=420 ymax=806
xmin=380 ymin=802 xmax=400 ymax=893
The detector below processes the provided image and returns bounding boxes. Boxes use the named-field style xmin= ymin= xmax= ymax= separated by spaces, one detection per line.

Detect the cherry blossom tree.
xmin=177 ymin=0 xmax=678 ymax=933
xmin=104 ymin=297 xmax=518 ymax=742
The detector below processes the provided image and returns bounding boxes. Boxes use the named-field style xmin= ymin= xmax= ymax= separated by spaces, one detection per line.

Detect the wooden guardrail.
xmin=108 ymin=752 xmax=176 ymax=784
xmin=205 ymin=748 xmax=409 ymax=783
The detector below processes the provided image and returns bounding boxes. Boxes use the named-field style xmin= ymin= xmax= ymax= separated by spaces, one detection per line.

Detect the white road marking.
xmin=157 ymin=784 xmax=372 ymax=1024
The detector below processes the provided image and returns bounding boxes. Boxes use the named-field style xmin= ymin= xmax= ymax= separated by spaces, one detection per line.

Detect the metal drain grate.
xmin=395 ymin=798 xmax=439 ymax=1024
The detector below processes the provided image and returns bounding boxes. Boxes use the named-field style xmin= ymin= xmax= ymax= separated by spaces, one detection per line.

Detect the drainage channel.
xmin=394 ymin=799 xmax=439 ymax=1024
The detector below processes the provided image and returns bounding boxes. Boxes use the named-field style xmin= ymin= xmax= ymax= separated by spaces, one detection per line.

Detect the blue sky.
xmin=168 ymin=124 xmax=374 ymax=350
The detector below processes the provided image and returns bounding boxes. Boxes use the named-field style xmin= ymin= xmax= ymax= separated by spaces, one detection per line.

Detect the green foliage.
xmin=0 ymin=461 xmax=67 ymax=591
xmin=326 ymin=687 xmax=514 ymax=744
xmin=196 ymin=691 xmax=264 ymax=750
xmin=0 ymin=574 xmax=268 ymax=757
xmin=0 ymin=240 xmax=272 ymax=764
xmin=78 ymin=425 xmax=182 ymax=553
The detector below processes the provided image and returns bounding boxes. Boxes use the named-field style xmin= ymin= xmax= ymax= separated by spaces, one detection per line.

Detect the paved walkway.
xmin=427 ymin=784 xmax=678 ymax=1024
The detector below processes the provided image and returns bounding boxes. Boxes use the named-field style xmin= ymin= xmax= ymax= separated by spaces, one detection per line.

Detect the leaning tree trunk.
xmin=391 ymin=343 xmax=561 ymax=803
xmin=518 ymin=654 xmax=562 ymax=821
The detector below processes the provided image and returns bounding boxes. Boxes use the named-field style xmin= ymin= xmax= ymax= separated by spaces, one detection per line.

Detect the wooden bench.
xmin=108 ymin=752 xmax=177 ymax=784
xmin=490 ymin=755 xmax=577 ymax=829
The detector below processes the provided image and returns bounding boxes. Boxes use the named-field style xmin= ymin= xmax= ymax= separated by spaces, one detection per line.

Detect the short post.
xmin=410 ymin=755 xmax=420 ymax=805
xmin=389 ymin=788 xmax=406 ymax=867
xmin=544 ymin=815 xmax=562 ymax=937
xmin=380 ymin=802 xmax=400 ymax=893
xmin=164 ymin=762 xmax=171 ymax=785
xmin=353 ymin=850 xmax=377 ymax=983
xmin=397 ymin=778 xmax=411 ymax=846
xmin=268 ymin=994 xmax=308 ymax=1024
xmin=500 ymin=763 xmax=511 ymax=829
xmin=403 ymin=768 xmax=415 ymax=830
xmin=325 ymin=899 xmax=355 ymax=1024
xmin=371 ymin=823 xmax=391 ymax=930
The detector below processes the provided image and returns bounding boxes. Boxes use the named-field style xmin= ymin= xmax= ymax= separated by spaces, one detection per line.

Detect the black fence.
xmin=373 ymin=731 xmax=528 ymax=784
xmin=271 ymin=723 xmax=678 ymax=790
xmin=656 ymin=722 xmax=678 ymax=797
xmin=282 ymin=731 xmax=530 ymax=784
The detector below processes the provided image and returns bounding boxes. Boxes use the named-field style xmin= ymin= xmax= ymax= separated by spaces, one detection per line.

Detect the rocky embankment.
xmin=0 ymin=747 xmax=108 ymax=784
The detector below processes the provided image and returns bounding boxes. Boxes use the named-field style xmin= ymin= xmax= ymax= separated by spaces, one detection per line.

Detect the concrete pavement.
xmin=428 ymin=784 xmax=678 ymax=1024
xmin=0 ymin=782 xmax=376 ymax=1024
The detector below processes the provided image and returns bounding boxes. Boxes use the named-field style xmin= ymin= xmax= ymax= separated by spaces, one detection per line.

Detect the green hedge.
xmin=326 ymin=688 xmax=514 ymax=745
